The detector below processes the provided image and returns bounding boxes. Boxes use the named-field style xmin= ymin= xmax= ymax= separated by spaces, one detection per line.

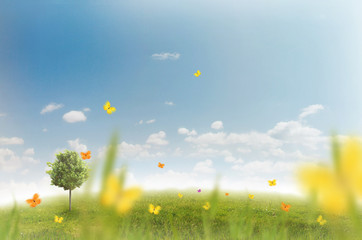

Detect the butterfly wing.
xmin=59 ymin=217 xmax=63 ymax=223
xmin=107 ymin=107 xmax=116 ymax=114
xmin=149 ymin=204 xmax=155 ymax=214
xmin=194 ymin=70 xmax=201 ymax=77
xmin=103 ymin=101 xmax=110 ymax=111
xmin=81 ymin=152 xmax=86 ymax=159
xmin=154 ymin=206 xmax=161 ymax=215
xmin=54 ymin=216 xmax=59 ymax=222
xmin=33 ymin=193 xmax=39 ymax=200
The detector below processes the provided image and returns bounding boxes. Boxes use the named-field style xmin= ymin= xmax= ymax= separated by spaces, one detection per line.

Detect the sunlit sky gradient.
xmin=1 ymin=0 xmax=362 ymax=205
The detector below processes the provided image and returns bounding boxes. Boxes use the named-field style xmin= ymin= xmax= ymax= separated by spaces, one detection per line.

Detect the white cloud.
xmin=0 ymin=148 xmax=39 ymax=172
xmin=0 ymin=113 xmax=6 ymax=117
xmin=146 ymin=119 xmax=156 ymax=124
xmin=189 ymin=147 xmax=219 ymax=157
xmin=178 ymin=128 xmax=197 ymax=136
xmin=40 ymin=103 xmax=64 ymax=114
xmin=185 ymin=131 xmax=281 ymax=150
xmin=165 ymin=101 xmax=174 ymax=106
xmin=63 ymin=111 xmax=87 ymax=123
xmin=42 ymin=128 xmax=48 ymax=132
xmin=97 ymin=141 xmax=165 ymax=161
xmin=143 ymin=170 xmax=198 ymax=190
xmin=222 ymin=151 xmax=244 ymax=164
xmin=267 ymin=121 xmax=325 ymax=150
xmin=138 ymin=120 xmax=143 ymax=125
xmin=22 ymin=156 xmax=39 ymax=164
xmin=24 ymin=148 xmax=35 ymax=156
xmin=21 ymin=169 xmax=29 ymax=175
xmin=226 ymin=132 xmax=282 ymax=149
xmin=119 ymin=141 xmax=155 ymax=159
xmin=68 ymin=138 xmax=87 ymax=152
xmin=299 ymin=104 xmax=324 ymax=119
xmin=173 ymin=147 xmax=182 ymax=156
xmin=193 ymin=159 xmax=216 ymax=174
xmin=152 ymin=52 xmax=180 ymax=60
xmin=185 ymin=132 xmax=227 ymax=146
xmin=231 ymin=160 xmax=297 ymax=175
xmin=0 ymin=137 xmax=24 ymax=145
xmin=237 ymin=148 xmax=251 ymax=154
xmin=83 ymin=108 xmax=91 ymax=112
xmin=0 ymin=148 xmax=22 ymax=171
xmin=211 ymin=121 xmax=223 ymax=130
xmin=146 ymin=131 xmax=169 ymax=145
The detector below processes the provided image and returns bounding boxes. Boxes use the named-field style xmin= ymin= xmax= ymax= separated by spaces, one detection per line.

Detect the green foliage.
xmin=46 ymin=150 xmax=89 ymax=191
xmin=101 ymin=132 xmax=118 ymax=192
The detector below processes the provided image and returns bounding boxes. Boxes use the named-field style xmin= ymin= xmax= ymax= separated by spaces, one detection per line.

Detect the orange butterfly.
xmin=26 ymin=193 xmax=41 ymax=208
xmin=158 ymin=162 xmax=165 ymax=168
xmin=225 ymin=193 xmax=229 ymax=196
xmin=81 ymin=151 xmax=91 ymax=160
xmin=281 ymin=202 xmax=291 ymax=212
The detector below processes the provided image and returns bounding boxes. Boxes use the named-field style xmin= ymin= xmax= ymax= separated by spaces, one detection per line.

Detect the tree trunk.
xmin=69 ymin=189 xmax=72 ymax=211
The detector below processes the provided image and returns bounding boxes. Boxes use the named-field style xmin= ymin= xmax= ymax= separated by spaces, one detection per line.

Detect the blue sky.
xmin=1 ymin=0 xmax=362 ymax=205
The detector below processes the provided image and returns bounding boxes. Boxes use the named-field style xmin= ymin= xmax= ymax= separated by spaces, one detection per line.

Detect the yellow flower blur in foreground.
xmin=101 ymin=174 xmax=142 ymax=214
xmin=298 ymin=138 xmax=362 ymax=215
xmin=248 ymin=194 xmax=254 ymax=199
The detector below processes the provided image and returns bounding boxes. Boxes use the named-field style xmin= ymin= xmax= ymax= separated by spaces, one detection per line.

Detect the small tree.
xmin=46 ymin=150 xmax=89 ymax=211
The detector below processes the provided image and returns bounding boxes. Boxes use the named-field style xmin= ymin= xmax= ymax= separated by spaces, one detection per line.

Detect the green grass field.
xmin=2 ymin=135 xmax=361 ymax=239
xmin=1 ymin=190 xmax=360 ymax=240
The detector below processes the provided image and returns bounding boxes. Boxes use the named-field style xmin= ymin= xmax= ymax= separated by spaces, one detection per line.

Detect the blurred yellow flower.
xmin=203 ymin=202 xmax=211 ymax=210
xmin=149 ymin=204 xmax=161 ymax=215
xmin=178 ymin=193 xmax=183 ymax=198
xmin=101 ymin=174 xmax=142 ymax=214
xmin=317 ymin=215 xmax=327 ymax=225
xmin=298 ymin=137 xmax=362 ymax=215
xmin=248 ymin=194 xmax=254 ymax=199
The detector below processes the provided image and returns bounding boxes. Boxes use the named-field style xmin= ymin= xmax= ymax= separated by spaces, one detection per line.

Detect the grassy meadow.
xmin=0 ymin=190 xmax=360 ymax=240
xmin=2 ymin=135 xmax=362 ymax=239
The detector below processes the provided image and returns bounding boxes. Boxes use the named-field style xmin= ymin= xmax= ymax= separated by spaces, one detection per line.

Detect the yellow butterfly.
xmin=317 ymin=215 xmax=327 ymax=225
xmin=248 ymin=194 xmax=254 ymax=199
xmin=54 ymin=216 xmax=63 ymax=223
xmin=268 ymin=179 xmax=276 ymax=186
xmin=194 ymin=70 xmax=201 ymax=77
xmin=203 ymin=202 xmax=210 ymax=210
xmin=149 ymin=204 xmax=161 ymax=215
xmin=178 ymin=193 xmax=183 ymax=198
xmin=101 ymin=174 xmax=142 ymax=214
xmin=103 ymin=101 xmax=116 ymax=114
